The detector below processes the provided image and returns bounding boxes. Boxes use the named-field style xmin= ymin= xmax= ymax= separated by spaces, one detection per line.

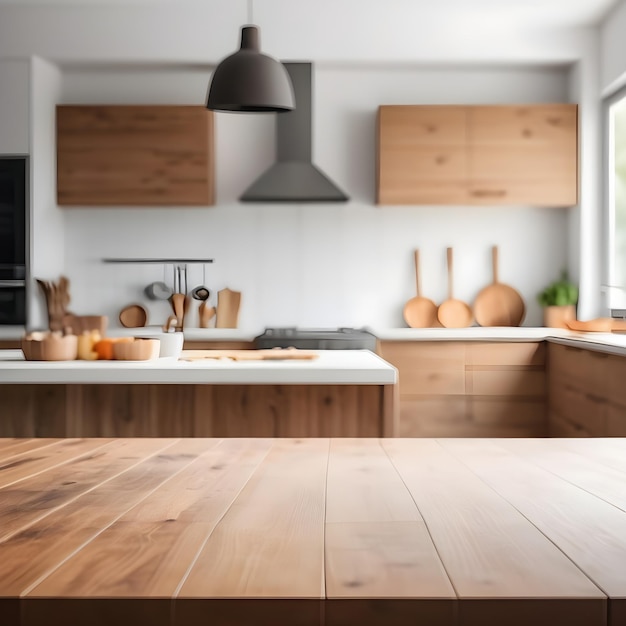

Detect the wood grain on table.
xmin=0 ymin=438 xmax=624 ymax=625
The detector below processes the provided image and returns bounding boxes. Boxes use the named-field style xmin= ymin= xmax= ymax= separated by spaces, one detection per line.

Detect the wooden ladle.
xmin=403 ymin=249 xmax=438 ymax=328
xmin=437 ymin=247 xmax=473 ymax=328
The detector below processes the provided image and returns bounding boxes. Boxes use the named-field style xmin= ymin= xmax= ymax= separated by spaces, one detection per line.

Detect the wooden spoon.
xmin=403 ymin=249 xmax=438 ymax=328
xmin=437 ymin=247 xmax=473 ymax=328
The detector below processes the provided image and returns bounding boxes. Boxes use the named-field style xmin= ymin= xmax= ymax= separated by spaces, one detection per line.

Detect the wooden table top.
xmin=0 ymin=437 xmax=625 ymax=626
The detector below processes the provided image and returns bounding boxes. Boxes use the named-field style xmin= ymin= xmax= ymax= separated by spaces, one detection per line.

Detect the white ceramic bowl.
xmin=138 ymin=331 xmax=184 ymax=359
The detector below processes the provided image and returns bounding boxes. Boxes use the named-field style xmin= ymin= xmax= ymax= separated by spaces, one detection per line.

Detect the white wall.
xmin=59 ymin=64 xmax=570 ymax=330
xmin=601 ymin=0 xmax=626 ymax=96
xmin=0 ymin=3 xmax=597 ymax=65
xmin=0 ymin=59 xmax=29 ymax=154
xmin=29 ymin=57 xmax=65 ymax=328
xmin=0 ymin=1 xmax=604 ymax=328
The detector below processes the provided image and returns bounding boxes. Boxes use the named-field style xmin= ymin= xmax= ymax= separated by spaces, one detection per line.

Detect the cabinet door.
xmin=377 ymin=106 xmax=469 ymax=205
xmin=57 ymin=105 xmax=215 ymax=206
xmin=468 ymin=105 xmax=578 ymax=206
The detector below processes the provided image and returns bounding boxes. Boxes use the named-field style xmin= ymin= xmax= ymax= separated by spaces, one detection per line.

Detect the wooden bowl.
xmin=22 ymin=333 xmax=78 ymax=361
xmin=112 ymin=338 xmax=160 ymax=361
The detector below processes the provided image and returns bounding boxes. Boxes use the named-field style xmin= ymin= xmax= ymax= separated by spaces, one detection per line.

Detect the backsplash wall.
xmin=58 ymin=64 xmax=571 ymax=330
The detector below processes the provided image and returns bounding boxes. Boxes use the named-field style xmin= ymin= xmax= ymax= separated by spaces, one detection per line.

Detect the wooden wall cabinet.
xmin=377 ymin=340 xmax=547 ymax=437
xmin=377 ymin=104 xmax=578 ymax=207
xmin=57 ymin=105 xmax=215 ymax=206
xmin=377 ymin=106 xmax=469 ymax=205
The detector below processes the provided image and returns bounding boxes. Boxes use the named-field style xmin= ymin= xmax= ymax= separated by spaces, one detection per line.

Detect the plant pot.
xmin=543 ymin=305 xmax=576 ymax=329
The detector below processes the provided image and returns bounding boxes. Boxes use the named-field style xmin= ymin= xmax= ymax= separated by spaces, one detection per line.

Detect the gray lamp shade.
xmin=207 ymin=26 xmax=295 ymax=113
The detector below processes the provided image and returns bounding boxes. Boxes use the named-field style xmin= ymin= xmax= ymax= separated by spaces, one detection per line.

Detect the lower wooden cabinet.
xmin=0 ymin=383 xmax=394 ymax=438
xmin=548 ymin=343 xmax=626 ymax=437
xmin=377 ymin=341 xmax=547 ymax=437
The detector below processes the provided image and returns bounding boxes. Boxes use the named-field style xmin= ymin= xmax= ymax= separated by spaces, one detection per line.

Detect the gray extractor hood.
xmin=240 ymin=62 xmax=349 ymax=203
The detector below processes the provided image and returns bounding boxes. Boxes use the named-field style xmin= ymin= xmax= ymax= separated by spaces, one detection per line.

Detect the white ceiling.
xmin=0 ymin=0 xmax=621 ymax=28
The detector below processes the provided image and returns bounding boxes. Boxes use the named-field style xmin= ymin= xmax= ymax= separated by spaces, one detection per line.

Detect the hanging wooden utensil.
xmin=403 ymin=249 xmax=438 ymax=328
xmin=199 ymin=302 xmax=216 ymax=328
xmin=474 ymin=245 xmax=525 ymax=327
xmin=118 ymin=304 xmax=148 ymax=328
xmin=216 ymin=288 xmax=241 ymax=328
xmin=437 ymin=247 xmax=473 ymax=328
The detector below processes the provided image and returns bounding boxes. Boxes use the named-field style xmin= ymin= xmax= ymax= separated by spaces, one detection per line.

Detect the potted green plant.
xmin=537 ymin=271 xmax=579 ymax=328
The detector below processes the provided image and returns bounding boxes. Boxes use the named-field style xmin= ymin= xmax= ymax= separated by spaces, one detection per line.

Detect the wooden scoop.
xmin=403 ymin=249 xmax=438 ymax=328
xmin=437 ymin=247 xmax=473 ymax=328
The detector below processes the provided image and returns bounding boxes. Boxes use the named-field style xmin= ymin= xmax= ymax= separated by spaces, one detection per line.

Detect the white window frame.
xmin=605 ymin=84 xmax=626 ymax=316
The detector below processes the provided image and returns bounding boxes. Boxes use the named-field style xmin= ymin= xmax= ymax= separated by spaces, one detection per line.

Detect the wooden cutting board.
xmin=566 ymin=318 xmax=626 ymax=332
xmin=180 ymin=349 xmax=319 ymax=361
xmin=215 ymin=288 xmax=241 ymax=328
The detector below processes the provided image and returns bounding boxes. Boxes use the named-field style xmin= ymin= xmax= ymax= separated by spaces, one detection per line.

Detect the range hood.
xmin=240 ymin=62 xmax=349 ymax=203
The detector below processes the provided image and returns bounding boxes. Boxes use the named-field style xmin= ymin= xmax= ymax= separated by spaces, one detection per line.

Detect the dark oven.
xmin=0 ymin=157 xmax=27 ymax=325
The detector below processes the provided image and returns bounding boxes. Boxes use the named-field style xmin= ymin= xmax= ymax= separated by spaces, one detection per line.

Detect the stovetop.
xmin=254 ymin=327 xmax=376 ymax=350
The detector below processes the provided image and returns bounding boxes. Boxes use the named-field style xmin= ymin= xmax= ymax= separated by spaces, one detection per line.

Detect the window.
xmin=607 ymin=86 xmax=626 ymax=314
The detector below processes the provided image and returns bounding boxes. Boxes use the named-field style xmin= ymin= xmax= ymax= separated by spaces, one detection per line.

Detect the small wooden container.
xmin=112 ymin=338 xmax=160 ymax=361
xmin=22 ymin=333 xmax=78 ymax=361
xmin=63 ymin=314 xmax=108 ymax=336
xmin=543 ymin=305 xmax=576 ymax=329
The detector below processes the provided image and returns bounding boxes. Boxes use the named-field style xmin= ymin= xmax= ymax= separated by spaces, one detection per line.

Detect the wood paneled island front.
xmin=0 ymin=350 xmax=397 ymax=438
xmin=0 ymin=437 xmax=624 ymax=626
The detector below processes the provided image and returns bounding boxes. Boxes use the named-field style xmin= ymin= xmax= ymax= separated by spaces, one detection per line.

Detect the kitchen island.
xmin=0 ymin=350 xmax=397 ymax=438
xmin=0 ymin=436 xmax=623 ymax=626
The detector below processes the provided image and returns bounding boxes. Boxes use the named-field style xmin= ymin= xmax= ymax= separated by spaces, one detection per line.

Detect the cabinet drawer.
xmin=378 ymin=341 xmax=465 ymax=369
xmin=468 ymin=370 xmax=545 ymax=397
xmin=549 ymin=377 xmax=607 ymax=436
xmin=400 ymin=370 xmax=466 ymax=395
xmin=469 ymin=398 xmax=546 ymax=432
xmin=399 ymin=397 xmax=467 ymax=437
xmin=467 ymin=342 xmax=545 ymax=366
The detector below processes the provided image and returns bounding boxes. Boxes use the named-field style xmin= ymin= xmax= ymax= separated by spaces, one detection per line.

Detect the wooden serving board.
xmin=180 ymin=348 xmax=319 ymax=361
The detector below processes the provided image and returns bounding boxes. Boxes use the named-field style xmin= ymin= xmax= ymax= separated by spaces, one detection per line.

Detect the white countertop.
xmin=0 ymin=349 xmax=397 ymax=385
xmin=547 ymin=332 xmax=626 ymax=356
xmin=370 ymin=327 xmax=571 ymax=341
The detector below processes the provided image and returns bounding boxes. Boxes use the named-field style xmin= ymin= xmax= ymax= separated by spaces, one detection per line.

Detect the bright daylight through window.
xmin=608 ymin=89 xmax=626 ymax=314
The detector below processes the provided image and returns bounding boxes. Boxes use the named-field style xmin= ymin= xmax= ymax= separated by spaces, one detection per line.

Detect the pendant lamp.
xmin=206 ymin=4 xmax=294 ymax=113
